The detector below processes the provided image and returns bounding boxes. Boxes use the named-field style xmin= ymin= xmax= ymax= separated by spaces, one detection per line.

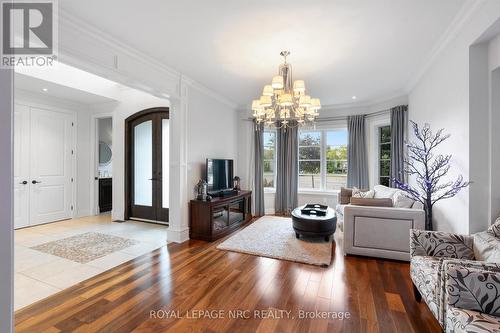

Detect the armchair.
xmin=410 ymin=228 xmax=500 ymax=331
xmin=444 ymin=262 xmax=500 ymax=333
xmin=410 ymin=229 xmax=474 ymax=324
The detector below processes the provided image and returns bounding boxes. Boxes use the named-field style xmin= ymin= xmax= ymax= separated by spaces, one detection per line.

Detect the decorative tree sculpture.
xmin=393 ymin=121 xmax=470 ymax=230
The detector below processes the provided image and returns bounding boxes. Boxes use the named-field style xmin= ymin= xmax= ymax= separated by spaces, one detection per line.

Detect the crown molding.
xmin=58 ymin=9 xmax=238 ymax=109
xmin=404 ymin=0 xmax=485 ymax=92
xmin=320 ymin=91 xmax=408 ymax=111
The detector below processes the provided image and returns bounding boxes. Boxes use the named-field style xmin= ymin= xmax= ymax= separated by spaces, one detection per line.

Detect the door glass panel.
xmin=134 ymin=120 xmax=153 ymax=206
xmin=162 ymin=119 xmax=169 ymax=208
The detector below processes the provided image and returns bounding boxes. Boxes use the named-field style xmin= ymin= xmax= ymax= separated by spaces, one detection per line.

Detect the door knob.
xmin=32 ymin=180 xmax=42 ymax=184
xmin=19 ymin=180 xmax=27 ymax=185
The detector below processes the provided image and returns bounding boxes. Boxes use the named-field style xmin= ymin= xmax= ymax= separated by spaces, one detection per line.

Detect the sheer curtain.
xmin=275 ymin=122 xmax=298 ymax=214
xmin=390 ymin=105 xmax=408 ymax=187
xmin=347 ymin=115 xmax=369 ymax=189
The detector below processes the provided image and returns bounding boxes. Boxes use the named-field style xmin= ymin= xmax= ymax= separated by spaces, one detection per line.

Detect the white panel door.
xmin=30 ymin=107 xmax=73 ymax=225
xmin=13 ymin=104 xmax=30 ymax=229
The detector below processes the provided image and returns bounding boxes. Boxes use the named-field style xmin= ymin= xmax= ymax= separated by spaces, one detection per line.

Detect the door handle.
xmin=19 ymin=180 xmax=28 ymax=185
xmin=32 ymin=180 xmax=42 ymax=184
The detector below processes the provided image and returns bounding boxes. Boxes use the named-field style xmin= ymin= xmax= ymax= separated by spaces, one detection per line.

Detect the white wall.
xmin=186 ymin=88 xmax=239 ymax=199
xmin=408 ymin=1 xmax=500 ymax=234
xmin=0 ymin=68 xmax=13 ymax=333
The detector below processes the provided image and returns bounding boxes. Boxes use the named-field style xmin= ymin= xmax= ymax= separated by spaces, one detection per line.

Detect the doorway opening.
xmin=95 ymin=116 xmax=113 ymax=214
xmin=125 ymin=107 xmax=169 ymax=224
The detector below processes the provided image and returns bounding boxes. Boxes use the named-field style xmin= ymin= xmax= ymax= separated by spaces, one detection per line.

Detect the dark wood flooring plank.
xmin=15 ymin=230 xmax=442 ymax=333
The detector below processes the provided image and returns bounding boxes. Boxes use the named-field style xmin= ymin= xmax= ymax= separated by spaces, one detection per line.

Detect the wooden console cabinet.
xmin=189 ymin=190 xmax=252 ymax=241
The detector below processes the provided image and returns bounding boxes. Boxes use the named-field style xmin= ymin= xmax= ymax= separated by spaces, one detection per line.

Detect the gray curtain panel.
xmin=253 ymin=122 xmax=265 ymax=216
xmin=275 ymin=122 xmax=298 ymax=214
xmin=390 ymin=105 xmax=408 ymax=187
xmin=347 ymin=115 xmax=369 ymax=189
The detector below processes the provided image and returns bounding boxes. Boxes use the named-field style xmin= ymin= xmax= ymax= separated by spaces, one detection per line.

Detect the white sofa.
xmin=336 ymin=185 xmax=425 ymax=261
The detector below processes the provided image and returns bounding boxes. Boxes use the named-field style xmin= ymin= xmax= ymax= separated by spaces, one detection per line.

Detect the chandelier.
xmin=252 ymin=51 xmax=321 ymax=129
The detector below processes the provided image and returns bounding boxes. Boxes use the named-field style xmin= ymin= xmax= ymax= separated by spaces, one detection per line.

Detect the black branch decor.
xmin=393 ymin=121 xmax=470 ymax=230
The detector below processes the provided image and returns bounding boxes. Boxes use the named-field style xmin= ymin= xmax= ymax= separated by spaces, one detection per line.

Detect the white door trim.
xmin=90 ymin=112 xmax=113 ymax=216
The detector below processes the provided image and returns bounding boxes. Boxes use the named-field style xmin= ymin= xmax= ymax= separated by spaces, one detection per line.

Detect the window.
xmin=298 ymin=129 xmax=348 ymax=191
xmin=299 ymin=131 xmax=321 ymax=190
xmin=263 ymin=130 xmax=276 ymax=188
xmin=326 ymin=130 xmax=348 ymax=190
xmin=379 ymin=125 xmax=391 ymax=186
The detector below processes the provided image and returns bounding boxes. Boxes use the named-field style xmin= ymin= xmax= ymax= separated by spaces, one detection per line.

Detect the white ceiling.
xmin=60 ymin=0 xmax=467 ymax=107
xmin=15 ymin=73 xmax=116 ymax=105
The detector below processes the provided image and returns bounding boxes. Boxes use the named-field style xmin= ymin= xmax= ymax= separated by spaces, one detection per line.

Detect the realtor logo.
xmin=1 ymin=0 xmax=57 ymax=67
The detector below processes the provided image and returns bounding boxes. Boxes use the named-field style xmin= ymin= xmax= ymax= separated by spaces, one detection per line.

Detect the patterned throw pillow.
xmin=487 ymin=217 xmax=500 ymax=238
xmin=352 ymin=187 xmax=375 ymax=199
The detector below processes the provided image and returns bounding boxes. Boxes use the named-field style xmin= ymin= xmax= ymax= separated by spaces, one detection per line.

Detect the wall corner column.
xmin=167 ymin=78 xmax=190 ymax=243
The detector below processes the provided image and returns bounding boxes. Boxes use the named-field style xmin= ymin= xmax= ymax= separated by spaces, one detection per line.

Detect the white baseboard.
xmin=167 ymin=227 xmax=190 ymax=243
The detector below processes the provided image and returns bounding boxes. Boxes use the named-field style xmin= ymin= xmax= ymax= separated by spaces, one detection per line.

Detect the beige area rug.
xmin=32 ymin=232 xmax=138 ymax=263
xmin=217 ymin=216 xmax=333 ymax=267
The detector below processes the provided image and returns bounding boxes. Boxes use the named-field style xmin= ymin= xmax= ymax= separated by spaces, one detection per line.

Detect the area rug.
xmin=216 ymin=216 xmax=333 ymax=267
xmin=31 ymin=232 xmax=138 ymax=263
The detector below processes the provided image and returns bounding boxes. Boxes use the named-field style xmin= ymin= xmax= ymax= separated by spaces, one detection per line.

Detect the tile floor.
xmin=14 ymin=214 xmax=168 ymax=310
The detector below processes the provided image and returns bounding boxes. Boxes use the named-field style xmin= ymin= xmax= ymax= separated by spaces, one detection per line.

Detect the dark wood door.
xmin=98 ymin=178 xmax=112 ymax=213
xmin=126 ymin=108 xmax=169 ymax=223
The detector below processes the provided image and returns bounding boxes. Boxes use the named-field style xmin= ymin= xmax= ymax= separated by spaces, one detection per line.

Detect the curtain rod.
xmin=244 ymin=108 xmax=390 ymax=122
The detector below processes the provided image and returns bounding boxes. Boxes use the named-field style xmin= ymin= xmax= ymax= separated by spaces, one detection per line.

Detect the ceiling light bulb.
xmin=262 ymin=85 xmax=274 ymax=96
xmin=271 ymin=75 xmax=284 ymax=89
xmin=42 ymin=88 xmax=48 ymax=92
xmin=352 ymin=95 xmax=357 ymax=100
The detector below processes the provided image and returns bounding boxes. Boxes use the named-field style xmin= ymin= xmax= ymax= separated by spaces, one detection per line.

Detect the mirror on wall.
xmin=99 ymin=141 xmax=112 ymax=165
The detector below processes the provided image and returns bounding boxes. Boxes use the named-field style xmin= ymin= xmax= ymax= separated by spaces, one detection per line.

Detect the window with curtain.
xmin=263 ymin=130 xmax=276 ymax=189
xmin=379 ymin=125 xmax=391 ymax=186
xmin=298 ymin=129 xmax=348 ymax=191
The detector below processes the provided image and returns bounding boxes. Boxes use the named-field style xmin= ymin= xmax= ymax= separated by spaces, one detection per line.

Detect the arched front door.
xmin=125 ymin=107 xmax=169 ymax=223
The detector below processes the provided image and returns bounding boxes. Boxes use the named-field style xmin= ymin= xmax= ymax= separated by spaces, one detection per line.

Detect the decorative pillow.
xmin=373 ymin=185 xmax=398 ymax=199
xmin=350 ymin=197 xmax=393 ymax=207
xmin=487 ymin=217 xmax=500 ymax=238
xmin=352 ymin=187 xmax=375 ymax=199
xmin=393 ymin=191 xmax=414 ymax=208
xmin=412 ymin=201 xmax=424 ymax=210
xmin=339 ymin=187 xmax=353 ymax=205
xmin=473 ymin=231 xmax=500 ymax=262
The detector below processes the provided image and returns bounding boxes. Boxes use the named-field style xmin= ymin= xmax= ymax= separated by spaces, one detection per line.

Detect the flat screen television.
xmin=206 ymin=158 xmax=233 ymax=192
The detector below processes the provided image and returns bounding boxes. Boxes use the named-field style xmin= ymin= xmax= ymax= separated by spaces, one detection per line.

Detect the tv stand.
xmin=190 ymin=190 xmax=252 ymax=241
xmin=210 ymin=189 xmax=238 ymax=197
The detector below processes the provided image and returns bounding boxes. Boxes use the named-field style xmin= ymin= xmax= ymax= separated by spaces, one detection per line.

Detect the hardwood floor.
xmin=15 ymin=230 xmax=441 ymax=332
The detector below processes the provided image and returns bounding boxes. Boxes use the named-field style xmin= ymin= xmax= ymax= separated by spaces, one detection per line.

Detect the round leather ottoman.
xmin=291 ymin=205 xmax=337 ymax=242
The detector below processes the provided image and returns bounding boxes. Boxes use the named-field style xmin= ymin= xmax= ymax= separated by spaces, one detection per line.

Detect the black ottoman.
xmin=291 ymin=205 xmax=337 ymax=242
